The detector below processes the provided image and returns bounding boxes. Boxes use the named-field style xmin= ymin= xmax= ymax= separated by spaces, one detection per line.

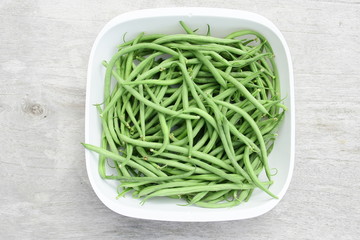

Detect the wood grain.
xmin=1 ymin=0 xmax=359 ymax=239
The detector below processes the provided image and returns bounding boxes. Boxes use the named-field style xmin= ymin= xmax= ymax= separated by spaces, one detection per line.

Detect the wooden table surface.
xmin=1 ymin=0 xmax=359 ymax=239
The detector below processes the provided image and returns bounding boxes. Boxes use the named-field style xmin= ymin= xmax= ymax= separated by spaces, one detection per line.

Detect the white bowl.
xmin=85 ymin=7 xmax=295 ymax=221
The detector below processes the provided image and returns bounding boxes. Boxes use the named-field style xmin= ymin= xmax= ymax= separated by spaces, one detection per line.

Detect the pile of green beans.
xmin=82 ymin=22 xmax=286 ymax=208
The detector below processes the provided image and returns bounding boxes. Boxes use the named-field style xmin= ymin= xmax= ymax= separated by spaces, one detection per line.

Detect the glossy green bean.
xmin=243 ymin=147 xmax=277 ymax=198
xmin=141 ymin=183 xmax=255 ymax=202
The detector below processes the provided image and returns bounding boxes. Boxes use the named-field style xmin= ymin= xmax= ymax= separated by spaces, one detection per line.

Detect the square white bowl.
xmin=85 ymin=7 xmax=294 ymax=222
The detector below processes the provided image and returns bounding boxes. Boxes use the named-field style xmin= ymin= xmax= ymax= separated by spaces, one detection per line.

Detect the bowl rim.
xmin=85 ymin=7 xmax=295 ymax=222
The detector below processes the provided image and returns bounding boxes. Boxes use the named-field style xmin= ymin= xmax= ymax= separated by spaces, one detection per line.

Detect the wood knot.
xmin=22 ymin=100 xmax=46 ymax=117
xmin=30 ymin=104 xmax=44 ymax=115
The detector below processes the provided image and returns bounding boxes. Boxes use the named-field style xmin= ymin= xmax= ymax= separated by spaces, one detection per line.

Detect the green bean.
xmin=125 ymin=102 xmax=142 ymax=137
xmin=133 ymin=157 xmax=168 ymax=177
xmin=193 ymin=198 xmax=242 ymax=208
xmin=138 ymin=83 xmax=146 ymax=140
xmin=121 ymin=143 xmax=133 ymax=168
xmin=202 ymin=189 xmax=231 ymax=202
xmin=167 ymin=89 xmax=183 ymax=137
xmin=125 ymin=32 xmax=144 ymax=77
xmin=141 ymin=183 xmax=255 ymax=203
xmin=143 ymin=155 xmax=209 ymax=174
xmin=197 ymin=71 xmax=253 ymax=78
xmin=157 ymin=151 xmax=236 ymax=176
xmin=193 ymin=130 xmax=209 ymax=151
xmin=138 ymin=181 xmax=210 ymax=198
xmin=106 ymin=170 xmax=193 ymax=182
xmin=250 ymin=62 xmax=267 ymax=100
xmin=185 ymin=174 xmax=232 ymax=181
xmin=243 ymin=147 xmax=277 ymax=198
xmin=193 ymin=51 xmax=226 ymax=87
xmin=128 ymin=52 xmax=164 ymax=80
xmin=188 ymin=182 xmax=216 ymax=205
xmin=165 ymin=43 xmax=247 ymax=55
xmin=171 ymin=119 xmax=205 ymax=146
xmin=181 ymin=72 xmax=193 ymax=157
xmin=202 ymin=51 xmax=230 ymax=65
xmin=180 ymin=21 xmax=195 ymax=34
xmin=225 ymin=29 xmax=265 ymax=41
xmin=202 ymin=130 xmax=219 ymax=154
xmin=98 ymin=133 xmax=108 ymax=179
xmin=118 ymin=34 xmax=167 ymax=47
xmin=84 ymin=23 xmax=285 ymax=207
xmin=154 ymin=34 xmax=241 ymax=45
xmin=107 ymin=107 xmax=121 ymax=145
xmin=120 ymin=77 xmax=183 ymax=86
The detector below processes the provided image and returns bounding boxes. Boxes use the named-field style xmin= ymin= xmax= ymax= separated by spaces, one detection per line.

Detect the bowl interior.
xmin=85 ymin=8 xmax=294 ymax=221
